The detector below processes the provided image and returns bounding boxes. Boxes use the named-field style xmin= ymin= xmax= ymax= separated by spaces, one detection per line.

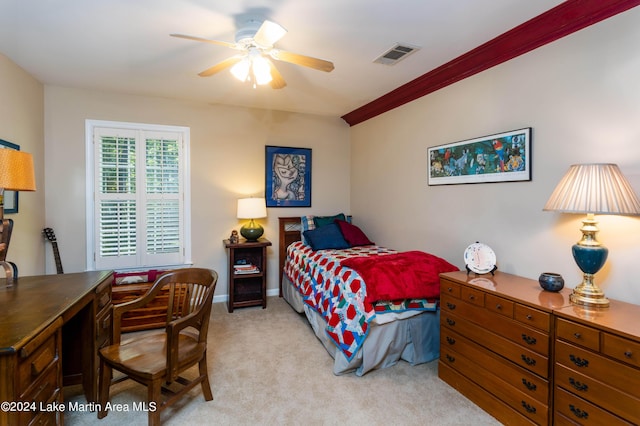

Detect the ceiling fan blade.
xmin=270 ymin=49 xmax=334 ymax=72
xmin=170 ymin=33 xmax=238 ymax=49
xmin=198 ymin=56 xmax=243 ymax=77
xmin=268 ymin=61 xmax=287 ymax=89
xmin=253 ymin=20 xmax=287 ymax=47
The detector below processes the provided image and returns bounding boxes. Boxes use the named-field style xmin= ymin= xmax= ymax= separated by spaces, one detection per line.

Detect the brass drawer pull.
xmin=521 ymin=334 xmax=537 ymax=345
xmin=446 ymin=336 xmax=456 ymax=345
xmin=624 ymin=351 xmax=633 ymax=358
xmin=521 ymin=354 xmax=536 ymax=366
xmin=569 ymin=354 xmax=589 ymax=368
xmin=446 ymin=318 xmax=456 ymax=326
xmin=569 ymin=377 xmax=588 ymax=392
xmin=521 ymin=401 xmax=536 ymax=414
xmin=573 ymin=332 xmax=582 ymax=339
xmin=446 ymin=302 xmax=456 ymax=310
xmin=526 ymin=314 xmax=533 ymax=320
xmin=445 ymin=354 xmax=455 ymax=363
xmin=495 ymin=303 xmax=502 ymax=310
xmin=569 ymin=404 xmax=589 ymax=419
xmin=521 ymin=378 xmax=537 ymax=391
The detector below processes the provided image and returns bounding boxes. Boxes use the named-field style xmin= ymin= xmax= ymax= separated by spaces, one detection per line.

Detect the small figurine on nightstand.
xmin=229 ymin=230 xmax=239 ymax=244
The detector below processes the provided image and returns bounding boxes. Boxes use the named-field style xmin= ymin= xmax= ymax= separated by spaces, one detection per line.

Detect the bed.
xmin=278 ymin=215 xmax=458 ymax=376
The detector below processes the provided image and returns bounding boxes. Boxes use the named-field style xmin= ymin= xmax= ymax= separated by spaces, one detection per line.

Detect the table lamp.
xmin=0 ymin=149 xmax=37 ymax=283
xmin=237 ymin=197 xmax=267 ymax=241
xmin=543 ymin=163 xmax=640 ymax=307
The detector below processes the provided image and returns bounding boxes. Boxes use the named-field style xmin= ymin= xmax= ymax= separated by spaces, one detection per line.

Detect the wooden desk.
xmin=0 ymin=271 xmax=113 ymax=425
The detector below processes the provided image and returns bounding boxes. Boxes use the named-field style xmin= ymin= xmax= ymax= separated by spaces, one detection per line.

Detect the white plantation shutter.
xmin=88 ymin=121 xmax=190 ymax=270
xmin=144 ymin=135 xmax=183 ymax=264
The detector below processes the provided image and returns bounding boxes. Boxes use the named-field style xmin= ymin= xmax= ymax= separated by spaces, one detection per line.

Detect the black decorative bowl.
xmin=538 ymin=272 xmax=564 ymax=292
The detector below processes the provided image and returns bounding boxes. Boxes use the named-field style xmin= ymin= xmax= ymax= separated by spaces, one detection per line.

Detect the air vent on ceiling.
xmin=373 ymin=43 xmax=420 ymax=65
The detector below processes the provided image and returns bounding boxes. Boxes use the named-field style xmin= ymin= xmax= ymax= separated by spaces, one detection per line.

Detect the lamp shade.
xmin=237 ymin=198 xmax=267 ymax=219
xmin=543 ymin=164 xmax=640 ymax=215
xmin=0 ymin=149 xmax=36 ymax=191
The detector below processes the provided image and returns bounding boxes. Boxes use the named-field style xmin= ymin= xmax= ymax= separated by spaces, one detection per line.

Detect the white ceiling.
xmin=0 ymin=0 xmax=565 ymax=118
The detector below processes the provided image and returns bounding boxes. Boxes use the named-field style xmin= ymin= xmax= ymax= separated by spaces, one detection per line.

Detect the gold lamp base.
xmin=569 ymin=215 xmax=610 ymax=308
xmin=569 ymin=275 xmax=610 ymax=308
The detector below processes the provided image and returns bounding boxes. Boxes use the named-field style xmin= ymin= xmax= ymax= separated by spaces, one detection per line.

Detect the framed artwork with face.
xmin=265 ymin=146 xmax=311 ymax=207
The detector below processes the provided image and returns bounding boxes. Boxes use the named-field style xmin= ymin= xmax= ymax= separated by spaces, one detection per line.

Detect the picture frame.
xmin=265 ymin=145 xmax=312 ymax=207
xmin=0 ymin=139 xmax=20 ymax=214
xmin=428 ymin=127 xmax=532 ymax=186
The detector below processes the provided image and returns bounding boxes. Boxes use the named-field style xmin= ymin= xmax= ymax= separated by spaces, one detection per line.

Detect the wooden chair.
xmin=98 ymin=268 xmax=218 ymax=425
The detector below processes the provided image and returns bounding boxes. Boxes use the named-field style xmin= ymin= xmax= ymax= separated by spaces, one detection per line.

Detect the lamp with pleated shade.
xmin=543 ymin=163 xmax=640 ymax=307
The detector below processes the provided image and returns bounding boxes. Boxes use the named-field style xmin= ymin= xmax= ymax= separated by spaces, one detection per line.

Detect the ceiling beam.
xmin=341 ymin=0 xmax=640 ymax=126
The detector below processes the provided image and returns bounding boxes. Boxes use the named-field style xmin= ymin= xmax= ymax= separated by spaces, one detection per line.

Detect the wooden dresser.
xmin=553 ymin=301 xmax=640 ymax=424
xmin=439 ymin=271 xmax=570 ymax=425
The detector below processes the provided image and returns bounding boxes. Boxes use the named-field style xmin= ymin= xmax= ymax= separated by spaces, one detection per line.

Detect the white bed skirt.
xmin=282 ymin=274 xmax=440 ymax=376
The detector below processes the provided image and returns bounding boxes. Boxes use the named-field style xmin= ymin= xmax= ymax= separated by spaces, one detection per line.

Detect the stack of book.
xmin=234 ymin=263 xmax=259 ymax=274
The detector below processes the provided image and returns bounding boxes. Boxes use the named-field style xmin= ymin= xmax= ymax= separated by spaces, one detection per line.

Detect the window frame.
xmin=85 ymin=119 xmax=192 ymax=271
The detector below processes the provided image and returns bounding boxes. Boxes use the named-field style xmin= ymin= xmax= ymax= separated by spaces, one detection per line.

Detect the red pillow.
xmin=335 ymin=219 xmax=374 ymax=247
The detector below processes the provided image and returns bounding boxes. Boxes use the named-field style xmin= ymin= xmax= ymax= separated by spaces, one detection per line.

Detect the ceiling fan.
xmin=170 ymin=19 xmax=334 ymax=89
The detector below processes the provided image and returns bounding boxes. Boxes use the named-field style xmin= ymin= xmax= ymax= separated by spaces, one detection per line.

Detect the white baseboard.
xmin=213 ymin=287 xmax=280 ymax=304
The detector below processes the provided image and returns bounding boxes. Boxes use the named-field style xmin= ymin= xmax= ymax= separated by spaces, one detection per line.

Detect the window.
xmin=86 ymin=120 xmax=191 ymax=270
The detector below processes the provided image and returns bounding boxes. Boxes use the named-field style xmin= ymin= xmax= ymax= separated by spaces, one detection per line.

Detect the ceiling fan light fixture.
xmin=230 ymin=57 xmax=251 ymax=82
xmin=173 ymin=17 xmax=332 ymax=90
xmin=252 ymin=56 xmax=272 ymax=85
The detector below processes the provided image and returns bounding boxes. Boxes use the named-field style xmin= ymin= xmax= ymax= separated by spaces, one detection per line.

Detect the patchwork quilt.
xmin=284 ymin=241 xmax=439 ymax=361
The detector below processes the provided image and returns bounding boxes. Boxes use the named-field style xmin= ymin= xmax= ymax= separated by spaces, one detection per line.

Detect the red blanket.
xmin=340 ymin=251 xmax=458 ymax=304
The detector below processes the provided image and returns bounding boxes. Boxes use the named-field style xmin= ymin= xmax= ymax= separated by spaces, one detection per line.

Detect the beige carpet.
xmin=65 ymin=297 xmax=500 ymax=425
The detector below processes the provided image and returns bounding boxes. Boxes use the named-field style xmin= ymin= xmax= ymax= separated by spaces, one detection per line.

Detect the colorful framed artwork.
xmin=265 ymin=145 xmax=312 ymax=207
xmin=428 ymin=127 xmax=532 ymax=185
xmin=0 ymin=139 xmax=20 ymax=214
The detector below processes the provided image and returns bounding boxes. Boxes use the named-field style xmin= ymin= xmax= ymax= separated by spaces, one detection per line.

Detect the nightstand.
xmin=223 ymin=238 xmax=271 ymax=313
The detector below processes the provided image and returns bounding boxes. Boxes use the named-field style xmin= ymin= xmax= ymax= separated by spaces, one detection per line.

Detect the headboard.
xmin=278 ymin=217 xmax=302 ymax=296
xmin=278 ymin=215 xmax=353 ymax=297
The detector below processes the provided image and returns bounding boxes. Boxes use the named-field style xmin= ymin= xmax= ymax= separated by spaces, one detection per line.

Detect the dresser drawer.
xmin=96 ymin=307 xmax=112 ymax=350
xmin=17 ymin=319 xmax=62 ymax=396
xmin=555 ymin=364 xmax=640 ymax=424
xmin=554 ymin=387 xmax=632 ymax=425
xmin=442 ymin=327 xmax=548 ymax=403
xmin=555 ymin=340 xmax=640 ymax=396
xmin=440 ymin=279 xmax=461 ymax=299
xmin=602 ymin=333 xmax=640 ymax=368
xmin=441 ymin=345 xmax=548 ymax=424
xmin=95 ymin=277 xmax=113 ymax=313
xmin=515 ymin=304 xmax=550 ymax=332
xmin=20 ymin=359 xmax=60 ymax=407
xmin=556 ymin=318 xmax=600 ymax=351
xmin=460 ymin=286 xmax=484 ymax=307
xmin=442 ymin=310 xmax=549 ymax=377
xmin=441 ymin=294 xmax=549 ymax=356
xmin=485 ymin=293 xmax=514 ymax=318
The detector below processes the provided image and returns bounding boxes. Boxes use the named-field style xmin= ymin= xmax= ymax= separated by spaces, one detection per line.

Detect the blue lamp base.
xmin=569 ymin=214 xmax=610 ymax=308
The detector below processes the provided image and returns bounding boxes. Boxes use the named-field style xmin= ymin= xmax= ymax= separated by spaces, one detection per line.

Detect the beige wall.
xmin=350 ymin=8 xmax=640 ymax=304
xmin=5 ymin=7 xmax=640 ymax=306
xmin=0 ymin=53 xmax=45 ymax=277
xmin=43 ymin=87 xmax=350 ymax=298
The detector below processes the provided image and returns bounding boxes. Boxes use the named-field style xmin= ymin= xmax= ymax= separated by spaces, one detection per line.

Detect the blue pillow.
xmin=303 ymin=223 xmax=350 ymax=251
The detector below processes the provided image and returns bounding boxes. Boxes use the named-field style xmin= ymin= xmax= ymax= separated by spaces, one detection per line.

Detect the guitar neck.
xmin=51 ymin=241 xmax=63 ymax=274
